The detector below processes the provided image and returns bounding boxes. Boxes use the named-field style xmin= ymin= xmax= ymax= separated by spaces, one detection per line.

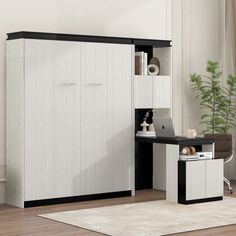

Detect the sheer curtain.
xmin=225 ymin=0 xmax=236 ymax=179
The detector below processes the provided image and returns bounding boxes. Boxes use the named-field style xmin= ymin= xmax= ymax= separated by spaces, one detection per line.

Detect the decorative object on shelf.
xmin=189 ymin=146 xmax=196 ymax=155
xmin=143 ymin=53 xmax=148 ymax=75
xmin=148 ymin=123 xmax=155 ymax=132
xmin=136 ymin=110 xmax=156 ymax=137
xmin=143 ymin=110 xmax=152 ymax=122
xmin=181 ymin=147 xmax=189 ymax=155
xmin=147 ymin=64 xmax=159 ymax=76
xmin=181 ymin=146 xmax=196 ymax=155
xmin=149 ymin=57 xmax=160 ymax=75
xmin=140 ymin=121 xmax=149 ymax=132
xmin=135 ymin=51 xmax=148 ymax=75
xmin=135 ymin=51 xmax=144 ymax=75
xmin=186 ymin=128 xmax=197 ymax=139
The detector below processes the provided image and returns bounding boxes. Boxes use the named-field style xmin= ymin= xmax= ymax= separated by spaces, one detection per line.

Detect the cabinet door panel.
xmin=81 ymin=43 xmax=108 ymax=195
xmin=206 ymin=159 xmax=223 ymax=198
xmin=107 ymin=44 xmax=132 ymax=192
xmin=53 ymin=41 xmax=81 ymax=198
xmin=24 ymin=39 xmax=53 ymax=201
xmin=186 ymin=161 xmax=205 ymax=200
xmin=134 ymin=78 xmax=153 ymax=108
xmin=153 ymin=76 xmax=171 ymax=108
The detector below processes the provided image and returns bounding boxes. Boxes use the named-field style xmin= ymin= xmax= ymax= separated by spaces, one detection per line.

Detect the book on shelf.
xmin=143 ymin=53 xmax=148 ymax=75
xmin=135 ymin=51 xmax=148 ymax=76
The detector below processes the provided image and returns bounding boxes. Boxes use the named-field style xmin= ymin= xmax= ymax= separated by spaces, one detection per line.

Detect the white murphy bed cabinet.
xmin=6 ymin=32 xmax=172 ymax=208
xmin=6 ymin=33 xmax=135 ymax=208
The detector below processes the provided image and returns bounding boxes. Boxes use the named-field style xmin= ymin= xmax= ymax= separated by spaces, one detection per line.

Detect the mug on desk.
xmin=186 ymin=128 xmax=197 ymax=139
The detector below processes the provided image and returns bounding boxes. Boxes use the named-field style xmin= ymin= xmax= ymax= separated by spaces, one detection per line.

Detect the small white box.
xmin=197 ymin=152 xmax=213 ymax=160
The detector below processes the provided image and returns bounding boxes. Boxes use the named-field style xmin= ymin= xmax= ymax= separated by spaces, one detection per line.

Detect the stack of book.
xmin=135 ymin=51 xmax=148 ymax=75
xmin=179 ymin=155 xmax=199 ymax=161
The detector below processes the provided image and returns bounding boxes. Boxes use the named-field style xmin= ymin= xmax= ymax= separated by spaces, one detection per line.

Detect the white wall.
xmin=0 ymin=0 xmax=171 ymax=203
xmin=172 ymin=0 xmax=223 ymax=135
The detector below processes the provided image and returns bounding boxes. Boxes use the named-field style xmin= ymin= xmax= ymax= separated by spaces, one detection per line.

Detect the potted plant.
xmin=190 ymin=60 xmax=236 ymax=193
xmin=190 ymin=60 xmax=236 ymax=134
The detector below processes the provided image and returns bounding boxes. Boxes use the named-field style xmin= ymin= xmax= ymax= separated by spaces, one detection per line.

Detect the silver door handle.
xmin=87 ymin=83 xmax=103 ymax=86
xmin=60 ymin=83 xmax=77 ymax=86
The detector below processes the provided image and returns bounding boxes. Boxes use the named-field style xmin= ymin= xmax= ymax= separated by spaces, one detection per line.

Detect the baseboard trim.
xmin=178 ymin=196 xmax=223 ymax=205
xmin=24 ymin=190 xmax=132 ymax=208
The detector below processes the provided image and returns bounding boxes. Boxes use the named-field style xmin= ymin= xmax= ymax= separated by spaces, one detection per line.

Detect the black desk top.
xmin=135 ymin=136 xmax=214 ymax=145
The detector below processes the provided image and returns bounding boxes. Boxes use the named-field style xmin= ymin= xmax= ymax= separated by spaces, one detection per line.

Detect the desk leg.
xmin=153 ymin=144 xmax=166 ymax=191
xmin=166 ymin=144 xmax=179 ymax=203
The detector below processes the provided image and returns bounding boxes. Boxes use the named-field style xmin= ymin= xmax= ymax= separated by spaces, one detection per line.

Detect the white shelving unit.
xmin=133 ymin=40 xmax=173 ymax=192
xmin=133 ymin=45 xmax=172 ymax=109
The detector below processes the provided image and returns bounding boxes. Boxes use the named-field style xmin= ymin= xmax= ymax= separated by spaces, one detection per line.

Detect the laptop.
xmin=153 ymin=117 xmax=176 ymax=138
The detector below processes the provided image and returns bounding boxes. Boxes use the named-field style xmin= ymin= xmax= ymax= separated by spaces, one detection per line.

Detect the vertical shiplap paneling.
xmin=182 ymin=0 xmax=221 ymax=133
xmin=131 ymin=45 xmax=135 ymax=195
xmin=24 ymin=39 xmax=53 ymax=201
xmin=205 ymin=159 xmax=223 ymax=198
xmin=134 ymin=78 xmax=153 ymax=108
xmin=6 ymin=39 xmax=25 ymax=207
xmin=53 ymin=41 xmax=67 ymax=198
xmin=166 ymin=144 xmax=179 ymax=202
xmin=153 ymin=76 xmax=171 ymax=108
xmin=172 ymin=0 xmax=184 ymax=135
xmin=153 ymin=144 xmax=166 ymax=191
xmin=186 ymin=160 xmax=206 ymax=200
xmin=53 ymin=41 xmax=81 ymax=198
xmin=107 ymin=44 xmax=132 ymax=192
xmin=64 ymin=42 xmax=81 ymax=197
xmin=166 ymin=0 xmax=172 ymax=40
xmin=80 ymin=42 xmax=108 ymax=195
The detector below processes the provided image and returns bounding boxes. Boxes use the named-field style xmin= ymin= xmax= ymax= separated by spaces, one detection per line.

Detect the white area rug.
xmin=40 ymin=197 xmax=236 ymax=236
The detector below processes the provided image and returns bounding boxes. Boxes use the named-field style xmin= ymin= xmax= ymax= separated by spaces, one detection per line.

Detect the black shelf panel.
xmin=135 ymin=136 xmax=214 ymax=145
xmin=133 ymin=39 xmax=171 ymax=48
xmin=7 ymin=31 xmax=172 ymax=47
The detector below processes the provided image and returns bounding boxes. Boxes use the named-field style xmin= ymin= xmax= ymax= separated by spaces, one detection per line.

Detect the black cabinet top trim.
xmin=7 ymin=31 xmax=172 ymax=47
xmin=135 ymin=136 xmax=214 ymax=145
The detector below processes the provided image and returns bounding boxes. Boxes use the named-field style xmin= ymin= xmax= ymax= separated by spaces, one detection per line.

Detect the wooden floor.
xmin=1 ymin=183 xmax=236 ymax=236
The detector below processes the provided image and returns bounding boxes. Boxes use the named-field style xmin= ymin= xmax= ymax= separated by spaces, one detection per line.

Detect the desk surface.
xmin=135 ymin=136 xmax=214 ymax=145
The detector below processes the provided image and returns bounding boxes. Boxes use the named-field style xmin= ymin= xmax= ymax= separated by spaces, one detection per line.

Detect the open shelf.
xmin=134 ymin=43 xmax=171 ymax=77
